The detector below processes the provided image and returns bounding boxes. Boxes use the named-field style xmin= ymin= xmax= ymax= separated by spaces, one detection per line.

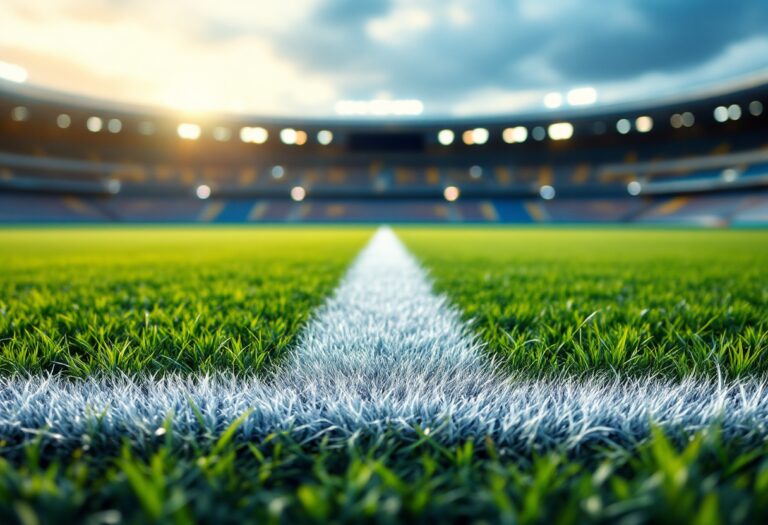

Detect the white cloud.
xmin=366 ymin=7 xmax=433 ymax=45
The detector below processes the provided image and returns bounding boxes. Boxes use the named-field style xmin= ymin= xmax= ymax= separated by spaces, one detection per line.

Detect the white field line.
xmin=1 ymin=227 xmax=768 ymax=452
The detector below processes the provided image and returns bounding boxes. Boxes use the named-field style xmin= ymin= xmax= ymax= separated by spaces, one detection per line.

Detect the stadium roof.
xmin=1 ymin=0 xmax=767 ymax=118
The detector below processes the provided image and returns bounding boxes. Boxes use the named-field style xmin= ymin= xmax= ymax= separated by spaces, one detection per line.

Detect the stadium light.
xmin=240 ymin=126 xmax=268 ymax=144
xmin=502 ymin=126 xmax=527 ymax=144
xmin=749 ymin=100 xmax=764 ymax=116
xmin=57 ymin=114 xmax=71 ymax=129
xmin=437 ymin=129 xmax=455 ymax=146
xmin=107 ymin=118 xmax=122 ymax=134
xmin=10 ymin=106 xmax=29 ymax=122
xmin=543 ymin=92 xmax=563 ymax=109
xmin=213 ymin=127 xmax=232 ymax=142
xmin=0 ymin=61 xmax=27 ymax=83
xmin=280 ymin=128 xmax=297 ymax=145
xmin=532 ymin=126 xmax=546 ymax=141
xmin=462 ymin=128 xmax=488 ymax=145
xmin=294 ymin=130 xmax=308 ymax=146
xmin=713 ymin=106 xmax=728 ymax=122
xmin=443 ymin=186 xmax=460 ymax=202
xmin=727 ymin=104 xmax=742 ymax=121
xmin=196 ymin=184 xmax=211 ymax=199
xmin=472 ymin=128 xmax=489 ymax=145
xmin=547 ymin=122 xmax=574 ymax=141
xmin=539 ymin=185 xmax=556 ymax=200
xmin=177 ymin=123 xmax=201 ymax=140
xmin=106 ymin=179 xmax=122 ymax=195
xmin=635 ymin=116 xmax=653 ymax=133
xmin=566 ymin=87 xmax=597 ymax=106
xmin=87 ymin=116 xmax=103 ymax=132
xmin=616 ymin=119 xmax=631 ymax=134
xmin=721 ymin=168 xmax=739 ymax=182
xmin=271 ymin=165 xmax=285 ymax=179
xmin=290 ymin=186 xmax=306 ymax=202
xmin=627 ymin=181 xmax=642 ymax=196
xmin=317 ymin=130 xmax=333 ymax=145
xmin=469 ymin=165 xmax=482 ymax=179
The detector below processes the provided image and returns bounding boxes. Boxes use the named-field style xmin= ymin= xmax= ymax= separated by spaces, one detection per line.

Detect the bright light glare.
xmin=335 ymin=99 xmax=423 ymax=116
xmin=566 ymin=87 xmax=597 ymax=106
xmin=547 ymin=122 xmax=574 ymax=141
xmin=472 ymin=128 xmax=489 ymax=145
xmin=0 ymin=61 xmax=28 ymax=83
xmin=317 ymin=130 xmax=334 ymax=145
xmin=11 ymin=106 xmax=29 ymax=122
xmin=721 ymin=168 xmax=739 ymax=182
xmin=271 ymin=165 xmax=285 ymax=179
xmin=713 ymin=106 xmax=729 ymax=122
xmin=443 ymin=186 xmax=460 ymax=202
xmin=294 ymin=130 xmax=308 ymax=146
xmin=728 ymin=104 xmax=742 ymax=121
xmin=106 ymin=179 xmax=121 ymax=194
xmin=635 ymin=116 xmax=653 ymax=133
xmin=196 ymin=184 xmax=211 ymax=199
xmin=290 ymin=186 xmax=306 ymax=201
xmin=462 ymin=128 xmax=488 ymax=145
xmin=543 ymin=92 xmax=563 ymax=109
xmin=107 ymin=118 xmax=122 ymax=133
xmin=627 ymin=181 xmax=642 ymax=196
xmin=503 ymin=126 xmax=528 ymax=144
xmin=57 ymin=114 xmax=71 ymax=129
xmin=616 ymin=119 xmax=631 ymax=134
xmin=177 ymin=123 xmax=201 ymax=140
xmin=240 ymin=126 xmax=268 ymax=144
xmin=539 ymin=185 xmax=556 ymax=200
xmin=280 ymin=128 xmax=297 ymax=145
xmin=87 ymin=116 xmax=103 ymax=132
xmin=437 ymin=129 xmax=455 ymax=146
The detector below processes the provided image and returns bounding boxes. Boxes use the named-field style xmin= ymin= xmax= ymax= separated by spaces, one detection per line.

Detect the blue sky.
xmin=1 ymin=0 xmax=767 ymax=117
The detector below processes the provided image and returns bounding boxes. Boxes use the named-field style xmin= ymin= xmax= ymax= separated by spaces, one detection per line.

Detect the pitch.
xmin=1 ymin=226 xmax=767 ymax=524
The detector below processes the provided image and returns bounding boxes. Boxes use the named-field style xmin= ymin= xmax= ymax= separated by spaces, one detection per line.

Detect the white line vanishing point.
xmin=2 ymin=226 xmax=768 ymax=452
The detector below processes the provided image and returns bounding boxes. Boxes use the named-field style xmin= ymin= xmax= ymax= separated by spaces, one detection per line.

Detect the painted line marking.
xmin=1 ymin=227 xmax=767 ymax=452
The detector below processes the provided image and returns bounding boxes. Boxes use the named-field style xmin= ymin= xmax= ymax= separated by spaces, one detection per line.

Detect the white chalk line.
xmin=1 ymin=227 xmax=767 ymax=451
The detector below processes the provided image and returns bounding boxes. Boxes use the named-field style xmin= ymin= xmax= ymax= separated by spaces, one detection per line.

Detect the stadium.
xmin=1 ymin=1 xmax=767 ymax=523
xmin=2 ymin=77 xmax=767 ymax=225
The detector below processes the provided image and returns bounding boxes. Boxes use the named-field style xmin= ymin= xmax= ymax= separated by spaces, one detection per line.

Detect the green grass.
xmin=2 ymin=226 xmax=768 ymax=524
xmin=400 ymin=228 xmax=768 ymax=378
xmin=3 ymin=424 xmax=768 ymax=524
xmin=0 ymin=228 xmax=371 ymax=377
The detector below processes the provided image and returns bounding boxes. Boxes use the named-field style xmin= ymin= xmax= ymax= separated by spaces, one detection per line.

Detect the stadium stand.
xmin=0 ymin=80 xmax=766 ymax=224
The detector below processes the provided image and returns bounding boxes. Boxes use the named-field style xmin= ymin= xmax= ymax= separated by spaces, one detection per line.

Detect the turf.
xmin=3 ymin=425 xmax=768 ymax=525
xmin=0 ymin=228 xmax=371 ymax=377
xmin=2 ymin=226 xmax=768 ymax=524
xmin=400 ymin=228 xmax=768 ymax=378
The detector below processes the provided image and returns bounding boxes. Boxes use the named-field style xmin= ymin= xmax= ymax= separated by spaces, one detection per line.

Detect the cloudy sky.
xmin=1 ymin=0 xmax=767 ymax=117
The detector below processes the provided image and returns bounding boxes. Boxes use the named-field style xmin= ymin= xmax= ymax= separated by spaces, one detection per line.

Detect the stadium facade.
xmin=0 ymin=79 xmax=766 ymax=225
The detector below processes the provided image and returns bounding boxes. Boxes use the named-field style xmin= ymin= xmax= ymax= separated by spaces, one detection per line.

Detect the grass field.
xmin=1 ymin=227 xmax=768 ymax=524
xmin=0 ymin=228 xmax=370 ymax=377
xmin=402 ymin=228 xmax=768 ymax=378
